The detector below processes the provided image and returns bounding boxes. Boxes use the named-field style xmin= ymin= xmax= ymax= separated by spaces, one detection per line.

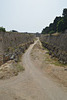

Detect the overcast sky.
xmin=0 ymin=0 xmax=67 ymax=33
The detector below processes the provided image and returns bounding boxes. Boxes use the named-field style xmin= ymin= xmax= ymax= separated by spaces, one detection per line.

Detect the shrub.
xmin=0 ymin=27 xmax=6 ymax=32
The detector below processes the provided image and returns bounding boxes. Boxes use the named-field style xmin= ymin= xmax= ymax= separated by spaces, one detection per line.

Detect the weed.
xmin=16 ymin=63 xmax=25 ymax=72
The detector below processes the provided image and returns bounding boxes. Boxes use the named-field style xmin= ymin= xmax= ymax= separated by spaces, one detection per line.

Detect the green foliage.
xmin=62 ymin=8 xmax=67 ymax=17
xmin=53 ymin=17 xmax=62 ymax=32
xmin=49 ymin=30 xmax=55 ymax=34
xmin=42 ymin=16 xmax=62 ymax=34
xmin=42 ymin=27 xmax=49 ymax=34
xmin=57 ymin=18 xmax=64 ymax=32
xmin=42 ymin=8 xmax=67 ymax=34
xmin=0 ymin=27 xmax=6 ymax=32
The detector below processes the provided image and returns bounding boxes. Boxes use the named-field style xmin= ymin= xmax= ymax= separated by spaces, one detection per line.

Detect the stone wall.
xmin=0 ymin=32 xmax=35 ymax=65
xmin=0 ymin=32 xmax=4 ymax=65
xmin=40 ymin=33 xmax=67 ymax=64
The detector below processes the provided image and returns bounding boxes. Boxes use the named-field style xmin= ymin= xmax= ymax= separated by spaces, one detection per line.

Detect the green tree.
xmin=62 ymin=8 xmax=67 ymax=17
xmin=41 ymin=8 xmax=67 ymax=34
xmin=53 ymin=16 xmax=62 ymax=32
xmin=62 ymin=8 xmax=67 ymax=31
xmin=0 ymin=27 xmax=6 ymax=32
xmin=42 ymin=27 xmax=49 ymax=34
xmin=57 ymin=18 xmax=64 ymax=32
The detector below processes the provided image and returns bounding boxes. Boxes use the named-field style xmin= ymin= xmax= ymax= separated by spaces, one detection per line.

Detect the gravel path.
xmin=0 ymin=39 xmax=67 ymax=100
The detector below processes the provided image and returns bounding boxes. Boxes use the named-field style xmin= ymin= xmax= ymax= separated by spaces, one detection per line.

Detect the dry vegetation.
xmin=0 ymin=56 xmax=24 ymax=79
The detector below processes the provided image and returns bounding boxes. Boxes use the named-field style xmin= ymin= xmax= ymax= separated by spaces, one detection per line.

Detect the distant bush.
xmin=11 ymin=30 xmax=18 ymax=32
xmin=0 ymin=27 xmax=6 ymax=32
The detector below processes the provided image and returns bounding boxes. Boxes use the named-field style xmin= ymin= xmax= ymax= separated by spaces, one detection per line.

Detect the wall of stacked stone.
xmin=40 ymin=33 xmax=67 ymax=64
xmin=0 ymin=32 xmax=4 ymax=65
xmin=0 ymin=32 xmax=35 ymax=65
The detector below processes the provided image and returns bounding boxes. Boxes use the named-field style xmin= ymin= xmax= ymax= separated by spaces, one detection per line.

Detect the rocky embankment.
xmin=0 ymin=32 xmax=35 ymax=65
xmin=0 ymin=32 xmax=35 ymax=79
xmin=40 ymin=33 xmax=67 ymax=64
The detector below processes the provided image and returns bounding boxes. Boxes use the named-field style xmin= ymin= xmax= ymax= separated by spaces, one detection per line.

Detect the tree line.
xmin=42 ymin=8 xmax=67 ymax=34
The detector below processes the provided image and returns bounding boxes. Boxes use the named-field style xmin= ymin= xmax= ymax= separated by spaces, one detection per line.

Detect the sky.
xmin=0 ymin=0 xmax=67 ymax=33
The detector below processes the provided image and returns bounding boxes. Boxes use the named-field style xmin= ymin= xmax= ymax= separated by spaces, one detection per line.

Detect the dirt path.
xmin=31 ymin=39 xmax=67 ymax=87
xmin=0 ymin=39 xmax=67 ymax=100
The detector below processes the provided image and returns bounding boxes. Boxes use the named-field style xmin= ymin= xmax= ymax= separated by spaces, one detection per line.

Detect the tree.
xmin=0 ymin=27 xmax=6 ymax=32
xmin=41 ymin=8 xmax=67 ymax=34
xmin=57 ymin=18 xmax=64 ymax=32
xmin=49 ymin=30 xmax=55 ymax=34
xmin=42 ymin=27 xmax=49 ymax=34
xmin=62 ymin=8 xmax=67 ymax=17
xmin=53 ymin=16 xmax=62 ymax=32
xmin=42 ymin=17 xmax=62 ymax=34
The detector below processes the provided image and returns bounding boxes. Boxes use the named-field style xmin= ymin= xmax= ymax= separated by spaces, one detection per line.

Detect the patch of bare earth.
xmin=31 ymin=40 xmax=67 ymax=88
xmin=0 ymin=59 xmax=24 ymax=80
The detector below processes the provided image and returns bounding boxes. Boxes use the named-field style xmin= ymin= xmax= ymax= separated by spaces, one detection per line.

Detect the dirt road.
xmin=0 ymin=39 xmax=67 ymax=100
